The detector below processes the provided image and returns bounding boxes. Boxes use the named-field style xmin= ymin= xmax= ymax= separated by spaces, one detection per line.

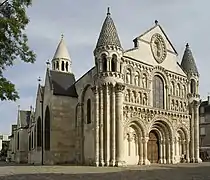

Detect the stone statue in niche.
xmin=125 ymin=90 xmax=130 ymax=102
xmin=176 ymin=85 xmax=179 ymax=96
xmin=180 ymin=101 xmax=183 ymax=112
xmin=130 ymin=91 xmax=135 ymax=103
xmin=183 ymin=102 xmax=187 ymax=112
xmin=126 ymin=70 xmax=131 ymax=84
xmin=142 ymin=74 xmax=147 ymax=88
xmin=182 ymin=85 xmax=186 ymax=98
xmin=134 ymin=72 xmax=140 ymax=86
xmin=171 ymin=99 xmax=175 ymax=110
xmin=136 ymin=92 xmax=140 ymax=103
xmin=142 ymin=93 xmax=147 ymax=105
xmin=175 ymin=100 xmax=179 ymax=111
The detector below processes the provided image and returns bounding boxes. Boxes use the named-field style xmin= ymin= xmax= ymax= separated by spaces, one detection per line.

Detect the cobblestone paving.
xmin=0 ymin=162 xmax=210 ymax=180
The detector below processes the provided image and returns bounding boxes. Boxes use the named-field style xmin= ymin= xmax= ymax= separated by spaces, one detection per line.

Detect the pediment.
xmin=139 ymin=25 xmax=177 ymax=55
xmin=124 ymin=24 xmax=186 ymax=76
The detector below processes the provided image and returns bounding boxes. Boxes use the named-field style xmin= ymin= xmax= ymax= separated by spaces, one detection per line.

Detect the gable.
xmin=124 ymin=24 xmax=186 ymax=76
xmin=137 ymin=25 xmax=177 ymax=55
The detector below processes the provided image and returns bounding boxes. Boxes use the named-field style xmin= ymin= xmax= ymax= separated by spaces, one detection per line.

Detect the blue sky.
xmin=0 ymin=0 xmax=210 ymax=135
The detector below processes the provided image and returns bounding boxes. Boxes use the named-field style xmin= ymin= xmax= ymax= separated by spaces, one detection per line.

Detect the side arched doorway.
xmin=148 ymin=130 xmax=159 ymax=163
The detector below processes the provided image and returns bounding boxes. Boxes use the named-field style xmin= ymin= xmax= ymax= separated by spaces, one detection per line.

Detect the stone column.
xmin=105 ymin=84 xmax=110 ymax=166
xmin=158 ymin=140 xmax=163 ymax=164
xmin=138 ymin=137 xmax=143 ymax=165
xmin=143 ymin=137 xmax=150 ymax=165
xmin=170 ymin=138 xmax=174 ymax=164
xmin=91 ymin=86 xmax=100 ymax=167
xmin=163 ymin=140 xmax=167 ymax=164
xmin=189 ymin=103 xmax=195 ymax=162
xmin=99 ymin=87 xmax=104 ymax=166
xmin=167 ymin=139 xmax=171 ymax=164
xmin=110 ymin=85 xmax=116 ymax=166
xmin=186 ymin=141 xmax=190 ymax=162
xmin=115 ymin=83 xmax=125 ymax=166
xmin=194 ymin=101 xmax=202 ymax=163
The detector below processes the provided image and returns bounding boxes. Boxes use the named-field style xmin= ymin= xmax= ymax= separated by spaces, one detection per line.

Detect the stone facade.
xmin=9 ymin=8 xmax=202 ymax=166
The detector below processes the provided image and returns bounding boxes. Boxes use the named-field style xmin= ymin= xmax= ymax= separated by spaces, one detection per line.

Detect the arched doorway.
xmin=148 ymin=130 xmax=159 ymax=163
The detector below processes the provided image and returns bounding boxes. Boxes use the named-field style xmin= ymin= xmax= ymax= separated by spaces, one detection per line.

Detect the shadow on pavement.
xmin=0 ymin=164 xmax=210 ymax=180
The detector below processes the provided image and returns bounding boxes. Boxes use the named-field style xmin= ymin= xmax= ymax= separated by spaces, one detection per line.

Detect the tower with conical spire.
xmin=92 ymin=7 xmax=126 ymax=167
xmin=181 ymin=43 xmax=202 ymax=163
xmin=94 ymin=7 xmax=124 ymax=79
xmin=51 ymin=35 xmax=72 ymax=73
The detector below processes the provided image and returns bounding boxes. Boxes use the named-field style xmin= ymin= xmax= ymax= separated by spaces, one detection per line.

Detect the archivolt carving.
xmin=147 ymin=115 xmax=174 ymax=136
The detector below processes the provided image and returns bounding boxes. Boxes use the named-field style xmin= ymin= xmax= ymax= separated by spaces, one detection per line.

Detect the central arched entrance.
xmin=148 ymin=130 xmax=159 ymax=163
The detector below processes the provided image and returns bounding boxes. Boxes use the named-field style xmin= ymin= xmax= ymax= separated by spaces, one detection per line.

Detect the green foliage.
xmin=0 ymin=0 xmax=36 ymax=101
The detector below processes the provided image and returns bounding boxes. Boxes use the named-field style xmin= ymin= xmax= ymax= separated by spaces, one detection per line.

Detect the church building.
xmin=9 ymin=8 xmax=202 ymax=166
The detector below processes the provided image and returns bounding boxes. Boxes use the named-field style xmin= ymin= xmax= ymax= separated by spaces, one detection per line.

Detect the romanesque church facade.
xmin=8 ymin=9 xmax=202 ymax=166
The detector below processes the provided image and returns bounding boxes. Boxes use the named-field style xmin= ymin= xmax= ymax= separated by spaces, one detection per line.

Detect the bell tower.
xmin=181 ymin=43 xmax=202 ymax=163
xmin=92 ymin=8 xmax=126 ymax=167
xmin=51 ymin=35 xmax=72 ymax=73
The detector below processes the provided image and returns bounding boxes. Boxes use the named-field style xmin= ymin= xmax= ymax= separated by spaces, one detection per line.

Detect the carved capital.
xmin=115 ymin=83 xmax=125 ymax=93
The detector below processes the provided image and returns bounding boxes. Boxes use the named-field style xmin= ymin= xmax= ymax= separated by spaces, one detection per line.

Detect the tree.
xmin=0 ymin=0 xmax=36 ymax=101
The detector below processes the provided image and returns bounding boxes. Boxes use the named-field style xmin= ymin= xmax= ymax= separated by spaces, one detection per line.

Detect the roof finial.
xmin=61 ymin=34 xmax=64 ymax=39
xmin=107 ymin=7 xmax=111 ymax=16
xmin=38 ymin=77 xmax=41 ymax=83
xmin=186 ymin=43 xmax=189 ymax=48
xmin=46 ymin=59 xmax=50 ymax=68
xmin=155 ymin=20 xmax=158 ymax=25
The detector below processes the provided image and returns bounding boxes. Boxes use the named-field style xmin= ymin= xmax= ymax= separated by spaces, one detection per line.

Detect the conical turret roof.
xmin=181 ymin=43 xmax=199 ymax=76
xmin=53 ymin=35 xmax=71 ymax=60
xmin=96 ymin=8 xmax=122 ymax=49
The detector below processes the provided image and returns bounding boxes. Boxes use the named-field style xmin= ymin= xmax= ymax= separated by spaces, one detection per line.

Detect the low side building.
xmin=199 ymin=96 xmax=210 ymax=160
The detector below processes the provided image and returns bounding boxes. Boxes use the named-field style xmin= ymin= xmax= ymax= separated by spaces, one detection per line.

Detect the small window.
xmin=87 ymin=99 xmax=91 ymax=124
xmin=66 ymin=62 xmax=69 ymax=72
xmin=200 ymin=107 xmax=205 ymax=114
xmin=200 ymin=117 xmax=205 ymax=123
xmin=190 ymin=79 xmax=196 ymax=94
xmin=17 ymin=132 xmax=19 ymax=150
xmin=200 ymin=127 xmax=206 ymax=135
xmin=56 ymin=61 xmax=59 ymax=70
xmin=101 ymin=54 xmax=107 ymax=72
xmin=111 ymin=54 xmax=117 ymax=72
xmin=61 ymin=61 xmax=64 ymax=71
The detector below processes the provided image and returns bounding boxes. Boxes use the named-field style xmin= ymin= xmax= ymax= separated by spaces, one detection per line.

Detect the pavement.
xmin=0 ymin=161 xmax=210 ymax=180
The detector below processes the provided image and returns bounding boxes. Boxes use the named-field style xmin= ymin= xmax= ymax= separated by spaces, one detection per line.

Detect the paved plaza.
xmin=0 ymin=162 xmax=210 ymax=180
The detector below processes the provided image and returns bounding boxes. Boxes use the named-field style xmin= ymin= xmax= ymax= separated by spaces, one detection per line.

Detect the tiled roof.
xmin=96 ymin=9 xmax=122 ymax=49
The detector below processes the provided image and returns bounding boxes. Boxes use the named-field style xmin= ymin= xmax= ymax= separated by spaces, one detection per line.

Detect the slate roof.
xmin=50 ymin=70 xmax=78 ymax=97
xmin=96 ymin=8 xmax=122 ymax=49
xmin=181 ymin=43 xmax=199 ymax=76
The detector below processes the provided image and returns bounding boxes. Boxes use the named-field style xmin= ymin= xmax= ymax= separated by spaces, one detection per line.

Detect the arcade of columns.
xmin=91 ymin=83 xmax=201 ymax=166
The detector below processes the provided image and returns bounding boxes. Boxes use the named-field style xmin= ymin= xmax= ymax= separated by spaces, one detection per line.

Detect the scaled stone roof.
xmin=96 ymin=10 xmax=122 ymax=49
xmin=50 ymin=70 xmax=78 ymax=97
xmin=181 ymin=43 xmax=199 ymax=76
